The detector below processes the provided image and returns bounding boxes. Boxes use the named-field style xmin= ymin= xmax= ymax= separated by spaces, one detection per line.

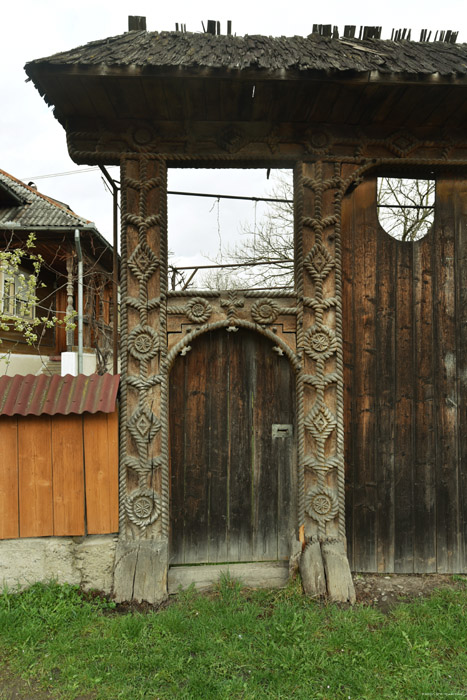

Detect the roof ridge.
xmin=0 ymin=168 xmax=91 ymax=226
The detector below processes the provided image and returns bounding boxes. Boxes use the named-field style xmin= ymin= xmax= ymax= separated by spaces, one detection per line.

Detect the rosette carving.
xmin=185 ymin=297 xmax=212 ymax=324
xmin=305 ymin=486 xmax=339 ymax=524
xmin=304 ymin=324 xmax=338 ymax=360
xmin=251 ymin=299 xmax=280 ymax=325
xmin=125 ymin=488 xmax=161 ymax=528
xmin=128 ymin=325 xmax=159 ymax=361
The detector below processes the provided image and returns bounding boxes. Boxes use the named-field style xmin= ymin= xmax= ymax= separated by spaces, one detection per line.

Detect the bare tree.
xmin=377 ymin=177 xmax=435 ymax=241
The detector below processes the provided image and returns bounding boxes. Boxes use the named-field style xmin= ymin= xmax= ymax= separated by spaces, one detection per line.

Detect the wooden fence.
xmin=0 ymin=411 xmax=119 ymax=539
xmin=342 ymin=176 xmax=467 ymax=574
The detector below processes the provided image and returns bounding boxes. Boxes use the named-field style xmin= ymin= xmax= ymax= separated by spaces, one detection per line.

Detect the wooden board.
xmin=84 ymin=411 xmax=119 ymax=534
xmin=168 ymin=561 xmax=289 ymax=593
xmin=169 ymin=329 xmax=295 ymax=565
xmin=51 ymin=414 xmax=85 ymax=536
xmin=18 ymin=416 xmax=53 ymax=537
xmin=342 ymin=175 xmax=466 ymax=574
xmin=0 ymin=417 xmax=19 ymax=539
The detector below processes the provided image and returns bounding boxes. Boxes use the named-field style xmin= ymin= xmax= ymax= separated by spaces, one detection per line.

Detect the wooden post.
xmin=295 ymin=160 xmax=355 ymax=602
xmin=113 ymin=154 xmax=169 ymax=604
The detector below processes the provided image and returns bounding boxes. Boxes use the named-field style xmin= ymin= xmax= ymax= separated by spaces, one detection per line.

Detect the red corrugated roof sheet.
xmin=0 ymin=373 xmax=120 ymax=417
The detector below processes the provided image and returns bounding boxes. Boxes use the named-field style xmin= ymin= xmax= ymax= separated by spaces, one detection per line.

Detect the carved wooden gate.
xmin=169 ymin=328 xmax=296 ymax=565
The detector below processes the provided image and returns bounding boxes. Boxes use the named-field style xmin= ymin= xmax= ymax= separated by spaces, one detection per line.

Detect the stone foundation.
xmin=0 ymin=535 xmax=117 ymax=593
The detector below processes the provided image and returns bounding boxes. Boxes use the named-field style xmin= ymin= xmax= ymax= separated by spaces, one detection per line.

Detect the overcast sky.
xmin=1 ymin=0 xmax=466 ymax=273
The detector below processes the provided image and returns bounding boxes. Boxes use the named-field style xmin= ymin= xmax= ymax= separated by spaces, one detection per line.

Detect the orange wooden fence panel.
xmin=0 ymin=411 xmax=119 ymax=539
xmin=84 ymin=411 xmax=119 ymax=534
xmin=19 ymin=415 xmax=54 ymax=537
xmin=51 ymin=414 xmax=85 ymax=536
xmin=0 ymin=417 xmax=19 ymax=539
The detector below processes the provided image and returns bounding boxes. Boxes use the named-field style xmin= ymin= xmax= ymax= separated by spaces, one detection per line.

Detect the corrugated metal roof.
xmin=0 ymin=373 xmax=120 ymax=417
xmin=0 ymin=169 xmax=92 ymax=228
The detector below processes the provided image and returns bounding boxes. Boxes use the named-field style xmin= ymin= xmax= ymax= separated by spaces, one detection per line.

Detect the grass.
xmin=0 ymin=575 xmax=466 ymax=699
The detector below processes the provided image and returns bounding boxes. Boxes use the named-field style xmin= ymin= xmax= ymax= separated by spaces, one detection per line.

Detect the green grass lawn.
xmin=0 ymin=576 xmax=466 ymax=700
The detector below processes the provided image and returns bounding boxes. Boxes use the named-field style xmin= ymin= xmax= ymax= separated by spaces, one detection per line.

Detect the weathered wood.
xmin=374 ymin=217 xmax=396 ymax=573
xmin=168 ymin=561 xmax=289 ymax=593
xmin=0 ymin=417 xmax=19 ymax=540
xmin=18 ymin=416 xmax=53 ymax=537
xmin=434 ymin=180 xmax=460 ymax=573
xmin=299 ymin=541 xmax=326 ymax=597
xmin=351 ymin=179 xmax=377 ymax=571
xmin=393 ymin=238 xmax=415 ymax=573
xmin=412 ymin=231 xmax=436 ymax=572
xmin=113 ymin=539 xmax=168 ymax=603
xmin=51 ymin=414 xmax=85 ymax=536
xmin=321 ymin=540 xmax=356 ymax=603
xmin=170 ymin=328 xmax=295 ymax=566
xmin=84 ymin=412 xmax=119 ymax=534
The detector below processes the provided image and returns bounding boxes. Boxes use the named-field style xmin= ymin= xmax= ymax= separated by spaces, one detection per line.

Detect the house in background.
xmin=0 ymin=169 xmax=117 ymax=376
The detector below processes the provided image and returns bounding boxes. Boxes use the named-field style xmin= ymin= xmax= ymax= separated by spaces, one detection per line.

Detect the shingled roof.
xmin=0 ymin=169 xmax=90 ymax=229
xmin=26 ymin=31 xmax=467 ymax=78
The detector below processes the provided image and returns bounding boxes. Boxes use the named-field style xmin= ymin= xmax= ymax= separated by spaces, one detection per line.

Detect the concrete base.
xmin=0 ymin=536 xmax=117 ymax=593
xmin=300 ymin=539 xmax=356 ymax=604
xmin=113 ymin=539 xmax=168 ymax=604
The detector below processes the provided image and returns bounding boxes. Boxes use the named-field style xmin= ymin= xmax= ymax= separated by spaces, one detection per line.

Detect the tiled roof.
xmin=0 ymin=373 xmax=120 ymax=417
xmin=26 ymin=31 xmax=467 ymax=77
xmin=0 ymin=169 xmax=91 ymax=229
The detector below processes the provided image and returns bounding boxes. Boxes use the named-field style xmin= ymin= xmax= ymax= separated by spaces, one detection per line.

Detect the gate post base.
xmin=300 ymin=540 xmax=356 ymax=604
xmin=113 ymin=539 xmax=168 ymax=604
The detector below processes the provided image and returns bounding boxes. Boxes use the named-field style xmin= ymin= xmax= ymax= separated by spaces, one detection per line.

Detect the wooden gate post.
xmin=113 ymin=154 xmax=170 ymax=604
xmin=295 ymin=160 xmax=355 ymax=602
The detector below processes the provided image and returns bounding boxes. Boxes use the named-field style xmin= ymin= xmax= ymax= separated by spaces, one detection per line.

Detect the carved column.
xmin=295 ymin=160 xmax=355 ymax=602
xmin=113 ymin=154 xmax=169 ymax=604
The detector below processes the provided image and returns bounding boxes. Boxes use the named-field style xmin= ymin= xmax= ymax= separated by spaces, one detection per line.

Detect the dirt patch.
xmin=0 ymin=663 xmax=93 ymax=700
xmin=353 ymin=572 xmax=467 ymax=612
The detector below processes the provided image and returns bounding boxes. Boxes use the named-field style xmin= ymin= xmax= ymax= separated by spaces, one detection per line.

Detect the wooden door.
xmin=169 ymin=328 xmax=296 ymax=565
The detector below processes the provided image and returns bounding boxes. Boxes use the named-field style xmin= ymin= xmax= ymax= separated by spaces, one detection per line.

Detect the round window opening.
xmin=377 ymin=177 xmax=435 ymax=242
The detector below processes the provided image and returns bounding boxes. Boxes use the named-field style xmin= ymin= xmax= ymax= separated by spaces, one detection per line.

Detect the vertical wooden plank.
xmin=341 ymin=182 xmax=355 ymax=569
xmin=374 ymin=225 xmax=396 ymax=573
xmin=412 ymin=234 xmax=437 ymax=572
xmin=434 ymin=180 xmax=460 ymax=573
xmin=181 ymin=342 xmax=209 ymax=563
xmin=169 ymin=350 xmax=187 ymax=563
xmin=454 ymin=180 xmax=467 ymax=572
xmin=393 ymin=241 xmax=415 ymax=572
xmin=228 ymin=330 xmax=255 ymax=562
xmin=84 ymin=411 xmax=119 ymax=534
xmin=254 ymin=336 xmax=279 ymax=561
xmin=351 ymin=180 xmax=378 ymax=571
xmin=51 ymin=415 xmax=85 ymax=536
xmin=18 ymin=416 xmax=53 ymax=537
xmin=0 ymin=417 xmax=19 ymax=539
xmin=206 ymin=331 xmax=229 ymax=563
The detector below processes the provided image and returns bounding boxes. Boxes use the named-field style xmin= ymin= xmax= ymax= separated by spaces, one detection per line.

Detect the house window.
xmin=0 ymin=267 xmax=35 ymax=320
xmin=377 ymin=177 xmax=435 ymax=241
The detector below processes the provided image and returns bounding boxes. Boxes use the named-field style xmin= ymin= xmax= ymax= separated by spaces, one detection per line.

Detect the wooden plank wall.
xmin=0 ymin=411 xmax=118 ymax=539
xmin=342 ymin=176 xmax=467 ymax=573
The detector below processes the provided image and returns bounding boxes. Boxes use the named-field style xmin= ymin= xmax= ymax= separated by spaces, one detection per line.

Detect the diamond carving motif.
xmin=128 ymin=242 xmax=159 ymax=282
xmin=128 ymin=406 xmax=161 ymax=446
xmin=304 ymin=404 xmax=336 ymax=440
xmin=304 ymin=243 xmax=335 ymax=281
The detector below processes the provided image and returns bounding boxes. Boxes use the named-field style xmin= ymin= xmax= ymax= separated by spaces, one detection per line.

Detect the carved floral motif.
xmin=304 ymin=324 xmax=337 ymax=360
xmin=305 ymin=486 xmax=338 ymax=524
xmin=128 ymin=325 xmax=159 ymax=361
xmin=251 ymin=299 xmax=280 ymax=325
xmin=125 ymin=488 xmax=161 ymax=528
xmin=185 ymin=297 xmax=212 ymax=324
xmin=304 ymin=403 xmax=336 ymax=441
xmin=304 ymin=243 xmax=335 ymax=281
